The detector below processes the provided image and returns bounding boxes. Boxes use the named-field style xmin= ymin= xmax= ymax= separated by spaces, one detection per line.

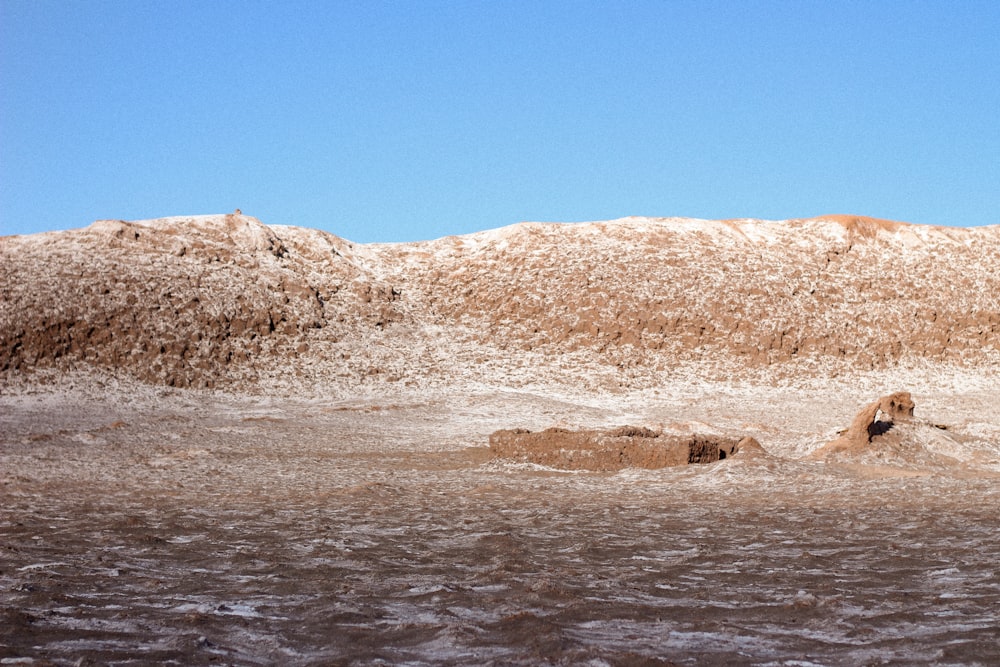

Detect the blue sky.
xmin=2 ymin=1 xmax=998 ymax=242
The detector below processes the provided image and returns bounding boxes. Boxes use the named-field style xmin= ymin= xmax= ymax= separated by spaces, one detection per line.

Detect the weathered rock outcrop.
xmin=812 ymin=392 xmax=915 ymax=457
xmin=371 ymin=216 xmax=1000 ymax=372
xmin=2 ymin=214 xmax=999 ymax=391
xmin=489 ymin=426 xmax=763 ymax=471
xmin=809 ymin=391 xmax=989 ymax=468
xmin=0 ymin=214 xmax=406 ymax=388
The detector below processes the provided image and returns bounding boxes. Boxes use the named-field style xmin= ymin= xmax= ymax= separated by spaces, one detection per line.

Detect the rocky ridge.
xmin=1 ymin=215 xmax=407 ymax=389
xmin=2 ymin=213 xmax=999 ymax=392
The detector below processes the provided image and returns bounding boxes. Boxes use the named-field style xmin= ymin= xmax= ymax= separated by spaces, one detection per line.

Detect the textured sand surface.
xmin=2 ymin=375 xmax=999 ymax=665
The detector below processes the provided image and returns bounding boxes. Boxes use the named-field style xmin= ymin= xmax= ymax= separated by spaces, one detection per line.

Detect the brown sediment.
xmin=802 ymin=214 xmax=910 ymax=236
xmin=2 ymin=388 xmax=999 ymax=666
xmin=489 ymin=426 xmax=762 ymax=471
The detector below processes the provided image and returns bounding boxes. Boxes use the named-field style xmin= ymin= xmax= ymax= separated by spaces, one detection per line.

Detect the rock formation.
xmin=2 ymin=214 xmax=999 ymax=391
xmin=489 ymin=426 xmax=763 ymax=471
xmin=811 ymin=391 xmax=915 ymax=457
xmin=0 ymin=214 xmax=406 ymax=388
xmin=808 ymin=391 xmax=988 ymax=467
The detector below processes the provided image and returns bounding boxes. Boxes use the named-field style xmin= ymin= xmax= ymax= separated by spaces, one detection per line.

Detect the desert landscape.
xmin=2 ymin=213 xmax=999 ymax=665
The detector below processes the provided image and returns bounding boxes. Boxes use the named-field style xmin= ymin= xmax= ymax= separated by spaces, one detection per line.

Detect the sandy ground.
xmin=2 ymin=376 xmax=1000 ymax=666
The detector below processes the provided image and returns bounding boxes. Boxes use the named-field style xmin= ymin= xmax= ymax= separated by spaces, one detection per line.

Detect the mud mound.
xmin=489 ymin=427 xmax=762 ymax=471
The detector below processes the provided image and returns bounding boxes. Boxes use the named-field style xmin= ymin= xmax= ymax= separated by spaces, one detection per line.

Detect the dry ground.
xmin=2 ymin=373 xmax=999 ymax=666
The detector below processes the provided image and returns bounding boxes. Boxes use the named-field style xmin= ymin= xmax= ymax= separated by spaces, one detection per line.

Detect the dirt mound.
xmin=489 ymin=426 xmax=762 ymax=471
xmin=813 ymin=392 xmax=915 ymax=457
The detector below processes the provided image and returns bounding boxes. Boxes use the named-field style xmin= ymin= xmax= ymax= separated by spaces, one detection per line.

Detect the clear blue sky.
xmin=2 ymin=1 xmax=998 ymax=242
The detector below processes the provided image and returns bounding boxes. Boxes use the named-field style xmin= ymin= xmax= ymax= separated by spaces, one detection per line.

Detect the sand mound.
xmin=489 ymin=426 xmax=763 ymax=471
